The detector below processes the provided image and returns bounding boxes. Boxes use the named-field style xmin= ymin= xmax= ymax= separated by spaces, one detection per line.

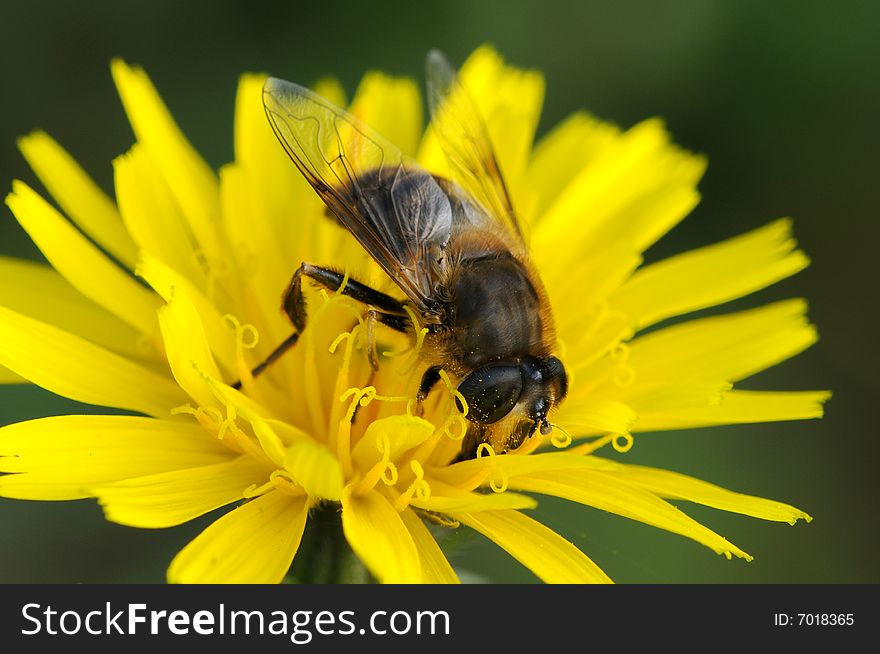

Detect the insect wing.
xmin=425 ymin=49 xmax=526 ymax=246
xmin=262 ymin=77 xmax=453 ymax=311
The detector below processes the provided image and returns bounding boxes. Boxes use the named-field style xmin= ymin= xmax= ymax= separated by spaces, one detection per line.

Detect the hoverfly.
xmin=255 ymin=50 xmax=567 ymax=459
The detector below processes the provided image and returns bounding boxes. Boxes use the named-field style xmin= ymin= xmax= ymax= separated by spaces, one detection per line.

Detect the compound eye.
xmin=543 ymin=356 xmax=568 ymax=400
xmin=456 ymin=364 xmax=524 ymax=424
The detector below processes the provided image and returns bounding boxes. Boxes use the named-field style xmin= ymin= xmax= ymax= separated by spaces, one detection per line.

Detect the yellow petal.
xmin=428 ymin=452 xmax=618 ymax=489
xmin=95 ymin=457 xmax=269 ymax=528
xmin=587 ymin=140 xmax=705 ymax=254
xmin=564 ymin=313 xmax=634 ymax=384
xmin=157 ymin=287 xmax=225 ymax=408
xmin=284 ymin=436 xmax=345 ymax=501
xmin=205 ymin=389 xmax=286 ymax=468
xmin=234 ymin=72 xmax=345 ymax=210
xmin=18 ymin=130 xmax=139 ymax=269
xmin=137 ymin=253 xmax=238 ymax=374
xmin=451 ymin=509 xmax=612 ymax=583
xmin=624 ymin=299 xmax=818 ymax=385
xmin=0 ymin=256 xmax=154 ymax=362
xmin=0 ymin=416 xmax=233 ymax=500
xmin=114 ymin=144 xmax=207 ymax=287
xmin=111 ymin=59 xmax=223 ymax=265
xmin=459 ymin=45 xmax=544 ymax=187
xmin=0 ymin=366 xmax=24 ymax=384
xmin=229 ymin=74 xmax=352 ymax=312
xmin=400 ymin=509 xmax=459 ymax=584
xmin=313 ymin=77 xmax=347 ymax=108
xmin=412 ymin=491 xmax=537 ymax=513
xmin=218 ymin=163 xmax=300 ymax=351
xmin=609 ymin=463 xmax=811 ymax=524
xmin=341 ymin=487 xmax=421 ymax=583
xmin=352 ymin=415 xmax=435 ymax=472
xmin=235 ymin=73 xmax=304 ymax=179
xmin=541 ymin=242 xmax=642 ymax=343
xmin=611 ymin=219 xmax=809 ymax=330
xmin=230 ymin=73 xmax=308 ymax=328
xmin=634 ymin=389 xmax=831 ymax=432
xmin=168 ymin=490 xmax=308 ymax=584
xmin=531 ymin=118 xmax=704 ymax=266
xmin=624 ymin=382 xmax=731 ymax=415
xmin=525 ymin=111 xmax=620 ymax=224
xmin=206 ymin=381 xmax=291 ymax=467
xmin=553 ymin=399 xmax=637 ymax=434
xmin=510 ymin=469 xmax=752 ymax=561
xmin=350 ymin=72 xmax=423 ymax=157
xmin=5 ymin=181 xmax=161 ymax=339
xmin=0 ymin=307 xmax=186 ymax=417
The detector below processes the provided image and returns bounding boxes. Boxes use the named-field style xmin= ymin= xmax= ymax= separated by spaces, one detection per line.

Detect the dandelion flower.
xmin=0 ymin=46 xmax=829 ymax=583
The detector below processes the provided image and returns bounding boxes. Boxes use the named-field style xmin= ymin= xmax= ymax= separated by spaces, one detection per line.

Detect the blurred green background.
xmin=0 ymin=0 xmax=877 ymax=583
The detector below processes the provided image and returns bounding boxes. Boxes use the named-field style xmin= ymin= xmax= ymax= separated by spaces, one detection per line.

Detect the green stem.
xmin=287 ymin=502 xmax=373 ymax=584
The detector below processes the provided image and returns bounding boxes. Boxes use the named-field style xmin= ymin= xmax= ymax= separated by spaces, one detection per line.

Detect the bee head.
xmin=455 ymin=355 xmax=569 ymax=456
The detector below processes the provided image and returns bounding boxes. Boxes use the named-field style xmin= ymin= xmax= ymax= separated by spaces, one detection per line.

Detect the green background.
xmin=0 ymin=0 xmax=877 ymax=583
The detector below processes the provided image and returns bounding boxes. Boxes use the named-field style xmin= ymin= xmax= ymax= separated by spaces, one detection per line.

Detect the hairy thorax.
xmin=423 ymin=230 xmax=552 ymax=375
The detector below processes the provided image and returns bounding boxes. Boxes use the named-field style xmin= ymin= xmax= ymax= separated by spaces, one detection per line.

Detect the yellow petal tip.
xmin=16 ymin=129 xmax=48 ymax=152
xmin=796 ymin=511 xmax=813 ymax=525
xmin=109 ymin=57 xmax=131 ymax=73
xmin=6 ymin=178 xmax=26 ymax=200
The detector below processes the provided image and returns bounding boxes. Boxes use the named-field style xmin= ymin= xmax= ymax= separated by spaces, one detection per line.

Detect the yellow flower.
xmin=0 ymin=46 xmax=829 ymax=583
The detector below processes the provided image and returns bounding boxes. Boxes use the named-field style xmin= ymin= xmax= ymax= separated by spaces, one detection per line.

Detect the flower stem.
xmin=288 ymin=502 xmax=373 ymax=584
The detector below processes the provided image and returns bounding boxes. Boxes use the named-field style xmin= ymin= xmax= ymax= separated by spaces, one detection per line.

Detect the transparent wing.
xmin=262 ymin=77 xmax=454 ymax=312
xmin=425 ymin=49 xmax=526 ymax=246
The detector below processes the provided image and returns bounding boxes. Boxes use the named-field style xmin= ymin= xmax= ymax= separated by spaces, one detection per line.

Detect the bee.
xmin=255 ymin=50 xmax=567 ymax=458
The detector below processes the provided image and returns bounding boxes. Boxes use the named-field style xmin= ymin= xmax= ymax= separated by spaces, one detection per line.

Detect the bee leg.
xmin=231 ymin=332 xmax=300 ymax=389
xmin=232 ymin=263 xmax=407 ymax=389
xmin=282 ymin=263 xmax=409 ymax=364
xmin=283 ymin=262 xmax=407 ymax=331
xmin=414 ymin=365 xmax=443 ymax=417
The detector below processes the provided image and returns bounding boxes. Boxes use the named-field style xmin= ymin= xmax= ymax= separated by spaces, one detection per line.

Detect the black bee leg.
xmin=283 ymin=262 xmax=406 ymax=331
xmin=414 ymin=365 xmax=443 ymax=416
xmin=231 ymin=332 xmax=300 ymax=389
xmin=232 ymin=263 xmax=408 ymax=388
